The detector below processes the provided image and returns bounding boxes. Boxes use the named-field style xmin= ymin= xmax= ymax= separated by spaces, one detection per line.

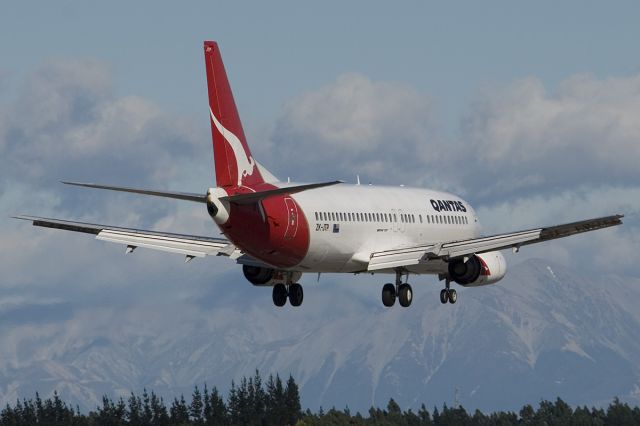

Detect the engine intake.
xmin=448 ymin=256 xmax=482 ymax=285
xmin=447 ymin=251 xmax=507 ymax=287
xmin=242 ymin=266 xmax=303 ymax=286
xmin=242 ymin=265 xmax=275 ymax=285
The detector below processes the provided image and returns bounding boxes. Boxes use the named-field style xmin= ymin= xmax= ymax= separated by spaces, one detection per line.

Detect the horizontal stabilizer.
xmin=221 ymin=181 xmax=343 ymax=205
xmin=62 ymin=181 xmax=206 ymax=203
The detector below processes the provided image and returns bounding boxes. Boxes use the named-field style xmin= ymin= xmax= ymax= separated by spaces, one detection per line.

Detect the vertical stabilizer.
xmin=204 ymin=41 xmax=264 ymax=189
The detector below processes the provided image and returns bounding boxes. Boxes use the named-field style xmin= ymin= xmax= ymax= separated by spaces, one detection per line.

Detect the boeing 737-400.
xmin=15 ymin=41 xmax=624 ymax=308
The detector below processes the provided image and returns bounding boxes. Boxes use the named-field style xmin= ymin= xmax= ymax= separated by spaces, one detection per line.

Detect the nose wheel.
xmin=381 ymin=271 xmax=413 ymax=307
xmin=440 ymin=280 xmax=457 ymax=304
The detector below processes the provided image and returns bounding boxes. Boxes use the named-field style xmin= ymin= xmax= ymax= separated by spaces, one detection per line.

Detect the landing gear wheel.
xmin=398 ymin=283 xmax=413 ymax=307
xmin=382 ymin=283 xmax=396 ymax=307
xmin=272 ymin=283 xmax=288 ymax=307
xmin=288 ymin=283 xmax=304 ymax=307
xmin=440 ymin=289 xmax=448 ymax=304
xmin=448 ymin=289 xmax=457 ymax=304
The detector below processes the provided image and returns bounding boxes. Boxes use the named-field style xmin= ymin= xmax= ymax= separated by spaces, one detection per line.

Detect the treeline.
xmin=1 ymin=371 xmax=639 ymax=426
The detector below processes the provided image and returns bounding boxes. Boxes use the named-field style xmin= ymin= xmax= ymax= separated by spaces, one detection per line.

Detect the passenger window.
xmin=419 ymin=215 xmax=423 ymax=223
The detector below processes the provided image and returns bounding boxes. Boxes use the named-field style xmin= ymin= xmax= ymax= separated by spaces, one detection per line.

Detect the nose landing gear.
xmin=381 ymin=270 xmax=413 ymax=308
xmin=440 ymin=279 xmax=457 ymax=304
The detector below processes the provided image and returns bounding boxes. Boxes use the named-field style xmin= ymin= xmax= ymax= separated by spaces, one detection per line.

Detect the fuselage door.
xmin=284 ymin=197 xmax=299 ymax=239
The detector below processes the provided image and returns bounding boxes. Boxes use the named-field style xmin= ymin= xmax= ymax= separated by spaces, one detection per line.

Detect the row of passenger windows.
xmin=313 ymin=211 xmax=469 ymax=225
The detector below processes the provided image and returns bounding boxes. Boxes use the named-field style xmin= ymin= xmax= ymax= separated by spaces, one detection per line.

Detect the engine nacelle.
xmin=242 ymin=265 xmax=302 ymax=286
xmin=448 ymin=251 xmax=506 ymax=287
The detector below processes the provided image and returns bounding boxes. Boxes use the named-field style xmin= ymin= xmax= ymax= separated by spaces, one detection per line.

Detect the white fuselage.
xmin=288 ymin=184 xmax=481 ymax=273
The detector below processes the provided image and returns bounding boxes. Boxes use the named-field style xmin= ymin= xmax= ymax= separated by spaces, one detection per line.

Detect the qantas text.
xmin=430 ymin=199 xmax=467 ymax=213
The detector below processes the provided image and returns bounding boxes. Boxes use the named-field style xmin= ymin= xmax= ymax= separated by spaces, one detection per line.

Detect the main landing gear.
xmin=381 ymin=270 xmax=413 ymax=308
xmin=439 ymin=279 xmax=457 ymax=304
xmin=272 ymin=282 xmax=304 ymax=307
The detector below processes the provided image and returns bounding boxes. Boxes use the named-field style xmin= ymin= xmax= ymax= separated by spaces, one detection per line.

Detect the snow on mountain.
xmin=1 ymin=258 xmax=639 ymax=413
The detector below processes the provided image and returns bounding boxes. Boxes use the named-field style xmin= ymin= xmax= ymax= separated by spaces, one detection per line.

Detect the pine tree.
xmin=142 ymin=389 xmax=153 ymax=425
xmin=207 ymin=386 xmax=227 ymax=426
xmin=227 ymin=381 xmax=240 ymax=425
xmin=170 ymin=395 xmax=190 ymax=425
xmin=266 ymin=374 xmax=286 ymax=425
xmin=150 ymin=391 xmax=169 ymax=425
xmin=284 ymin=375 xmax=302 ymax=425
xmin=190 ymin=385 xmax=204 ymax=424
xmin=127 ymin=392 xmax=143 ymax=426
xmin=606 ymin=397 xmax=636 ymax=426
xmin=251 ymin=370 xmax=266 ymax=425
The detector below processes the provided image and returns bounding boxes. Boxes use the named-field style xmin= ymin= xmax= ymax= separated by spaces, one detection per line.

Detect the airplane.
xmin=14 ymin=41 xmax=624 ymax=308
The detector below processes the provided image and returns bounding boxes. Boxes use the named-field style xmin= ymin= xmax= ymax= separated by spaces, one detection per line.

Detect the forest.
xmin=1 ymin=371 xmax=639 ymax=425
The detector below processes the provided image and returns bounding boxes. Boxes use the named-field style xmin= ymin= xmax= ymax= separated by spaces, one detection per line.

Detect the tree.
xmin=170 ymin=395 xmax=190 ymax=425
xmin=605 ymin=397 xmax=635 ymax=426
xmin=206 ymin=386 xmax=227 ymax=426
xmin=190 ymin=386 xmax=204 ymax=424
xmin=266 ymin=374 xmax=286 ymax=425
xmin=284 ymin=375 xmax=302 ymax=425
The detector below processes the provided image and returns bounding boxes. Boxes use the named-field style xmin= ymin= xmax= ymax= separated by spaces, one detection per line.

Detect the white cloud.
xmin=459 ymin=74 xmax=640 ymax=201
xmin=264 ymin=73 xmax=446 ymax=187
xmin=0 ymin=58 xmax=215 ymax=292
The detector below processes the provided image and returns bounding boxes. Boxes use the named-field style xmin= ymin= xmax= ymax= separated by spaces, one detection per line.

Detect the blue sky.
xmin=1 ymin=0 xmax=640 ymax=409
xmin=4 ymin=1 xmax=640 ymax=125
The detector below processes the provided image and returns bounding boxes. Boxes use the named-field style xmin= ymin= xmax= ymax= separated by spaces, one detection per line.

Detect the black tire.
xmin=440 ymin=289 xmax=448 ymax=304
xmin=398 ymin=283 xmax=413 ymax=307
xmin=289 ymin=283 xmax=304 ymax=307
xmin=382 ymin=283 xmax=396 ymax=307
xmin=272 ymin=283 xmax=288 ymax=307
xmin=448 ymin=289 xmax=458 ymax=304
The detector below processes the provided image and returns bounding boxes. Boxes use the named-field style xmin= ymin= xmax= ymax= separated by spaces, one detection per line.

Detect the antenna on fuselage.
xmin=356 ymin=175 xmax=360 ymax=185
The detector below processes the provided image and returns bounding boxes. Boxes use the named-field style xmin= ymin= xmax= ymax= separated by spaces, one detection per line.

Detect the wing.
xmin=13 ymin=215 xmax=238 ymax=262
xmin=368 ymin=215 xmax=623 ymax=271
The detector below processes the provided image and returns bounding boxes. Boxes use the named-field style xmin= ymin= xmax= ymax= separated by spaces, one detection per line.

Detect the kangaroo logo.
xmin=210 ymin=108 xmax=256 ymax=187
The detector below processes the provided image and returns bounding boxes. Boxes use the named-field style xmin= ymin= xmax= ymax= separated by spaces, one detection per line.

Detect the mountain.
xmin=1 ymin=258 xmax=639 ymax=414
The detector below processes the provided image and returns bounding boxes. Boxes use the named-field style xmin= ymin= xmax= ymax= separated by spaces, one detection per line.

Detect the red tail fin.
xmin=204 ymin=41 xmax=263 ymax=189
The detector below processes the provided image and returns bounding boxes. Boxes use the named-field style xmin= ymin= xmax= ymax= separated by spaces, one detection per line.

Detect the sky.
xmin=1 ymin=0 xmax=640 ymax=408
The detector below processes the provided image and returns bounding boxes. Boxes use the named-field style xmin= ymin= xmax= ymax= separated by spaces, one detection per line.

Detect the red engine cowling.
xmin=447 ymin=251 xmax=507 ymax=287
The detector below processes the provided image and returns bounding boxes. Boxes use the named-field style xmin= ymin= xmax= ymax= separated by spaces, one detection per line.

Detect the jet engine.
xmin=242 ymin=265 xmax=301 ymax=286
xmin=447 ymin=251 xmax=506 ymax=287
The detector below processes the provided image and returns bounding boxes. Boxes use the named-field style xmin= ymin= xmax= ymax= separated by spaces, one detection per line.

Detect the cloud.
xmin=458 ymin=74 xmax=640 ymax=202
xmin=0 ymin=58 xmax=216 ymax=294
xmin=263 ymin=73 xmax=446 ymax=187
xmin=0 ymin=58 xmax=209 ymax=221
